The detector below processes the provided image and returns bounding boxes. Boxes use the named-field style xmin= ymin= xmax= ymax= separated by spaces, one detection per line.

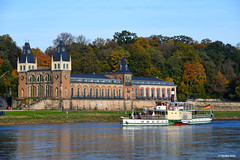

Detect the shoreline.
xmin=0 ymin=110 xmax=239 ymax=126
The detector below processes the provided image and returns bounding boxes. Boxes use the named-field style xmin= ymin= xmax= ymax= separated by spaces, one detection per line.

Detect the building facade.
xmin=17 ymin=41 xmax=177 ymax=110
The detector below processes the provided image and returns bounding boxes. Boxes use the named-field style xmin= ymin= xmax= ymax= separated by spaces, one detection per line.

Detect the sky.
xmin=0 ymin=0 xmax=239 ymax=52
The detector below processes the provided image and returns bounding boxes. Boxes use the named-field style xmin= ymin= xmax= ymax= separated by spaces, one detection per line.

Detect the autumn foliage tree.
xmin=179 ymin=62 xmax=206 ymax=98
xmin=31 ymin=48 xmax=51 ymax=67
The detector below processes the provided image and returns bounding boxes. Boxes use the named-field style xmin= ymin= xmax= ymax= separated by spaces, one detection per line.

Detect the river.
xmin=0 ymin=120 xmax=239 ymax=159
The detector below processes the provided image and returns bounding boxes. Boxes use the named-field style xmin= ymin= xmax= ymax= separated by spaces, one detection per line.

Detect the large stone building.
xmin=17 ymin=41 xmax=176 ymax=110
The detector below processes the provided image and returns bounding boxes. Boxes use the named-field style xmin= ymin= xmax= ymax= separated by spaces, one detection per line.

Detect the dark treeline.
xmin=1 ymin=31 xmax=240 ymax=101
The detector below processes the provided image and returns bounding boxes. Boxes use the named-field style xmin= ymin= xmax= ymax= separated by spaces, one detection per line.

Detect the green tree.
xmin=113 ymin=30 xmax=138 ymax=46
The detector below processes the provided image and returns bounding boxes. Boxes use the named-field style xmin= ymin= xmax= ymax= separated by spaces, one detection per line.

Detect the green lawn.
xmin=0 ymin=110 xmax=239 ymax=125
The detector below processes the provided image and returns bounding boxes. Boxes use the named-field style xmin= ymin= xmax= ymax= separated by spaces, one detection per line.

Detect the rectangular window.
xmin=151 ymin=89 xmax=154 ymax=97
xmin=162 ymin=89 xmax=165 ymax=97
xmin=157 ymin=89 xmax=160 ymax=98
xmin=55 ymin=64 xmax=56 ymax=69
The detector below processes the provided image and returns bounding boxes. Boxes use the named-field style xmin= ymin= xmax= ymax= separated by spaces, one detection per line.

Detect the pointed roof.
xmin=116 ymin=57 xmax=132 ymax=74
xmin=54 ymin=40 xmax=69 ymax=61
xmin=19 ymin=42 xmax=35 ymax=63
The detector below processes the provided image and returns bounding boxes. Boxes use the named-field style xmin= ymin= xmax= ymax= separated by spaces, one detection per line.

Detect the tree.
xmin=113 ymin=30 xmax=138 ymax=46
xmin=31 ymin=48 xmax=51 ymax=67
xmin=0 ymin=34 xmax=21 ymax=69
xmin=53 ymin=32 xmax=75 ymax=47
xmin=128 ymin=43 xmax=151 ymax=76
xmin=179 ymin=62 xmax=206 ymax=98
xmin=76 ymin=35 xmax=90 ymax=45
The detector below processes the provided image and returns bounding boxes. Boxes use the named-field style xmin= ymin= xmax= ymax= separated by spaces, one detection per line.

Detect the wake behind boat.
xmin=122 ymin=101 xmax=214 ymax=126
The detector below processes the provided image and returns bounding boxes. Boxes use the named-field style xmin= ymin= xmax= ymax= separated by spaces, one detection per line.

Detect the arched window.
xmin=63 ymin=64 xmax=65 ymax=69
xmin=162 ymin=89 xmax=165 ymax=97
xmin=21 ymin=88 xmax=24 ymax=97
xmin=108 ymin=89 xmax=110 ymax=97
xmin=113 ymin=89 xmax=116 ymax=98
xmin=32 ymin=66 xmax=34 ymax=69
xmin=56 ymin=88 xmax=58 ymax=97
xmin=96 ymin=89 xmax=98 ymax=98
xmin=66 ymin=64 xmax=68 ymax=69
xmin=77 ymin=88 xmax=80 ymax=97
xmin=65 ymin=88 xmax=67 ymax=97
xmin=141 ymin=89 xmax=143 ymax=97
xmin=135 ymin=89 xmax=138 ymax=97
xmin=102 ymin=89 xmax=104 ymax=97
xmin=54 ymin=64 xmax=57 ymax=69
xmin=20 ymin=66 xmax=22 ymax=71
xmin=157 ymin=89 xmax=160 ymax=98
xmin=29 ymin=66 xmax=31 ymax=70
xmin=23 ymin=66 xmax=25 ymax=70
xmin=71 ymin=88 xmax=74 ymax=97
xmin=167 ymin=89 xmax=170 ymax=98
xmin=90 ymin=88 xmax=92 ymax=98
xmin=58 ymin=64 xmax=60 ymax=69
xmin=119 ymin=89 xmax=121 ymax=97
xmin=84 ymin=88 xmax=86 ymax=97
xmin=146 ymin=89 xmax=149 ymax=97
xmin=151 ymin=89 xmax=154 ymax=98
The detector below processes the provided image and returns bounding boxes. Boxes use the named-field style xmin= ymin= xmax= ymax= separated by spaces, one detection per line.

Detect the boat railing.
xmin=130 ymin=115 xmax=166 ymax=120
xmin=192 ymin=114 xmax=211 ymax=118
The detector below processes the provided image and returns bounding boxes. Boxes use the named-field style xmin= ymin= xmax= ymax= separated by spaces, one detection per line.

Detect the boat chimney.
xmin=171 ymin=88 xmax=175 ymax=102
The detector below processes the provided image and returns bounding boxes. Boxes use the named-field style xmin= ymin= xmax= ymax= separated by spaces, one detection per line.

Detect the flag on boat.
xmin=204 ymin=104 xmax=210 ymax=109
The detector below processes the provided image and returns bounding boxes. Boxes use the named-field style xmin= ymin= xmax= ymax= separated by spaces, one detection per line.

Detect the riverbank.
xmin=0 ymin=110 xmax=239 ymax=125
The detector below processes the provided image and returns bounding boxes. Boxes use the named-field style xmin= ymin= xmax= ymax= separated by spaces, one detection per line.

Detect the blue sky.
xmin=0 ymin=0 xmax=239 ymax=51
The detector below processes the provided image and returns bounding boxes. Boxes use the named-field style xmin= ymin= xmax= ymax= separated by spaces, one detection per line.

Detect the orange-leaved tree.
xmin=179 ymin=62 xmax=206 ymax=98
xmin=31 ymin=48 xmax=51 ymax=67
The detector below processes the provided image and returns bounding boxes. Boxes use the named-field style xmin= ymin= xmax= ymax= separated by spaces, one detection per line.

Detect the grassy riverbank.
xmin=0 ymin=110 xmax=239 ymax=125
xmin=0 ymin=110 xmax=129 ymax=125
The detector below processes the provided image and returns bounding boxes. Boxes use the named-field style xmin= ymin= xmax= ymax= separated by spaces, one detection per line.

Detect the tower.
xmin=116 ymin=57 xmax=132 ymax=85
xmin=17 ymin=42 xmax=37 ymax=98
xmin=51 ymin=40 xmax=71 ymax=98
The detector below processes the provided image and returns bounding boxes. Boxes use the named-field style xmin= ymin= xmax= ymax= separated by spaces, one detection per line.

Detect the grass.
xmin=213 ymin=111 xmax=240 ymax=119
xmin=0 ymin=110 xmax=131 ymax=125
xmin=0 ymin=110 xmax=239 ymax=125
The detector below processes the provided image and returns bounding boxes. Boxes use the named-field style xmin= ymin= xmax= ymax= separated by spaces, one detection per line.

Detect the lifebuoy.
xmin=169 ymin=106 xmax=173 ymax=110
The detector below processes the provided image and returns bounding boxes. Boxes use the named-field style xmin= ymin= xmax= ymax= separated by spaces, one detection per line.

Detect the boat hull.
xmin=122 ymin=118 xmax=213 ymax=126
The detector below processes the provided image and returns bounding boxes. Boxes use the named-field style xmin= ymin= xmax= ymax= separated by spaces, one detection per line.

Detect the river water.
xmin=0 ymin=120 xmax=239 ymax=160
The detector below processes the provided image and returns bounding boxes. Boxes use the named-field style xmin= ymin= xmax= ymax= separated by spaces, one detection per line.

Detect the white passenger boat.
xmin=122 ymin=102 xmax=214 ymax=126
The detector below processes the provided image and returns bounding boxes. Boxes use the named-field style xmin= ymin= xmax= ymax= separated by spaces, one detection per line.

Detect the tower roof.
xmin=19 ymin=42 xmax=35 ymax=63
xmin=116 ymin=57 xmax=132 ymax=74
xmin=54 ymin=40 xmax=69 ymax=61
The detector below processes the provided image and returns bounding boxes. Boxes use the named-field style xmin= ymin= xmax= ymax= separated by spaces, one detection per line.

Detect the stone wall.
xmin=192 ymin=101 xmax=240 ymax=111
xmin=25 ymin=99 xmax=240 ymax=111
xmin=29 ymin=99 xmax=155 ymax=110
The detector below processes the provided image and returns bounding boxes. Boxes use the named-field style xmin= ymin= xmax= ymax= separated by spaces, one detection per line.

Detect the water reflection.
xmin=0 ymin=120 xmax=239 ymax=159
xmin=122 ymin=125 xmax=213 ymax=159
